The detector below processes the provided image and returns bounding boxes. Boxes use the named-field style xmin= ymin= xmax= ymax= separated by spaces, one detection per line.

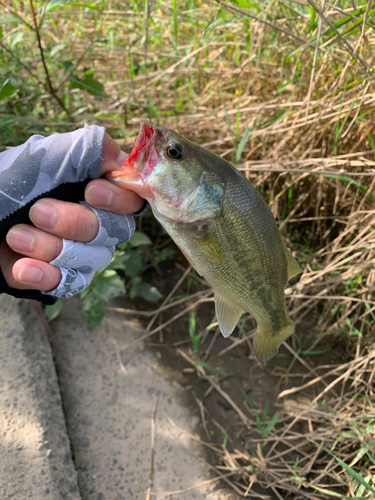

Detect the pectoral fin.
xmin=215 ymin=293 xmax=244 ymax=338
xmin=284 ymin=247 xmax=302 ymax=281
xmin=196 ymin=233 xmax=224 ymax=263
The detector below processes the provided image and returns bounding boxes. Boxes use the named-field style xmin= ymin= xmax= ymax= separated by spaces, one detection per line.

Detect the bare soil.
xmin=113 ymin=247 xmax=353 ymax=500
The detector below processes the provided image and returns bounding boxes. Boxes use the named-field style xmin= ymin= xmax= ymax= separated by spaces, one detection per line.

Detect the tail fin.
xmin=253 ymin=321 xmax=294 ymax=362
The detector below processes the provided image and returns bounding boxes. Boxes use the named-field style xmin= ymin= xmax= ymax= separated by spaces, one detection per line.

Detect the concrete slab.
xmin=0 ymin=295 xmax=81 ymax=500
xmin=52 ymin=298 xmax=226 ymax=500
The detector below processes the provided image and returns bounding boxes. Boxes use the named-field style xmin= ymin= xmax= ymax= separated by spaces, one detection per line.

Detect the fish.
xmin=108 ymin=122 xmax=302 ymax=361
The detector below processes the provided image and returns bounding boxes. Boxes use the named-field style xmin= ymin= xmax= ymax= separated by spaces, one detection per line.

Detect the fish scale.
xmin=109 ymin=122 xmax=302 ymax=361
xmin=159 ymin=169 xmax=289 ymax=329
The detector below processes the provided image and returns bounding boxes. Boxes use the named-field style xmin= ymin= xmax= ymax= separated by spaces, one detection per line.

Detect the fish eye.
xmin=166 ymin=143 xmax=184 ymax=160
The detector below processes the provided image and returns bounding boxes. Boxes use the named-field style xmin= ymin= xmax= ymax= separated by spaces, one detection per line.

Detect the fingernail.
xmin=7 ymin=228 xmax=34 ymax=253
xmin=17 ymin=265 xmax=43 ymax=285
xmin=29 ymin=203 xmax=57 ymax=229
xmin=86 ymin=185 xmax=114 ymax=208
xmin=116 ymin=149 xmax=128 ymax=167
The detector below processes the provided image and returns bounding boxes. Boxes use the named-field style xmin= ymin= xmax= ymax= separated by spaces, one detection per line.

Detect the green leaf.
xmin=129 ymin=278 xmax=139 ymax=300
xmin=160 ymin=248 xmax=176 ymax=259
xmin=10 ymin=32 xmax=23 ymax=49
xmin=81 ymin=270 xmax=125 ymax=330
xmin=44 ymin=299 xmax=64 ymax=322
xmin=241 ymin=389 xmax=255 ymax=409
xmin=123 ymin=251 xmax=143 ymax=278
xmin=62 ymin=60 xmax=75 ymax=73
xmin=0 ymin=85 xmax=17 ymax=102
xmin=367 ymin=133 xmax=375 ymax=162
xmin=302 ymin=482 xmax=368 ymax=498
xmin=108 ymin=251 xmax=128 ymax=272
xmin=135 ymin=282 xmax=162 ymax=302
xmin=309 ymin=5 xmax=317 ymax=31
xmin=235 ymin=126 xmax=251 ymax=162
xmin=152 ymin=247 xmax=176 ymax=266
xmin=0 ymin=14 xmax=22 ymax=24
xmin=172 ymin=0 xmax=178 ymax=41
xmin=365 ymin=419 xmax=375 ymax=435
xmin=128 ymin=231 xmax=152 ymax=247
xmin=310 ymin=440 xmax=375 ymax=495
xmin=262 ymin=412 xmax=280 ymax=438
xmin=350 ymin=439 xmax=375 ymax=467
xmin=367 ymin=452 xmax=375 ymax=466
xmin=45 ymin=0 xmax=100 ymax=12
xmin=189 ymin=309 xmax=196 ymax=340
xmin=94 ymin=270 xmax=125 ymax=302
xmin=323 ymin=174 xmax=375 ymax=203
xmin=50 ymin=43 xmax=66 ymax=58
xmin=196 ymin=361 xmax=226 ymax=377
xmin=70 ymin=74 xmax=108 ymax=98
xmin=81 ymin=289 xmax=107 ymax=330
xmin=69 ymin=2 xmax=101 ymax=11
xmin=45 ymin=0 xmax=71 ymax=12
xmin=231 ymin=0 xmax=261 ymax=12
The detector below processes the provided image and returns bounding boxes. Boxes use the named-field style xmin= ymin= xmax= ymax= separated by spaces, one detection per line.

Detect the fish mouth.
xmin=109 ymin=121 xmax=156 ymax=178
xmin=128 ymin=121 xmax=155 ymax=172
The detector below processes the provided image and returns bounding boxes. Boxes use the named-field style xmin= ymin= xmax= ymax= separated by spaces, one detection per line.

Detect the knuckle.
xmin=60 ymin=204 xmax=97 ymax=242
xmin=67 ymin=214 xmax=86 ymax=241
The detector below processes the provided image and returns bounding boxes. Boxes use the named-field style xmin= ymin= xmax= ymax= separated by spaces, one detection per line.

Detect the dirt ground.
xmin=106 ymin=248 xmax=351 ymax=500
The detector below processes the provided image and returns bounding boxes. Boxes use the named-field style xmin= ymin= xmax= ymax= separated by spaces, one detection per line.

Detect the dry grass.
xmin=1 ymin=0 xmax=375 ymax=498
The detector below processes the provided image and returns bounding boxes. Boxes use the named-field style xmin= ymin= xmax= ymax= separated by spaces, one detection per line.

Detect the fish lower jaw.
xmin=108 ymin=176 xmax=154 ymax=201
xmin=152 ymin=204 xmax=214 ymax=225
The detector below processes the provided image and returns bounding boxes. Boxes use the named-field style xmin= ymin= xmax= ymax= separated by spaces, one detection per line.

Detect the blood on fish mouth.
xmin=124 ymin=122 xmax=155 ymax=173
xmin=109 ymin=122 xmax=156 ymax=178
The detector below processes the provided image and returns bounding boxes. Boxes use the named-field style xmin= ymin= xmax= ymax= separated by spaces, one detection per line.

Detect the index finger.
xmin=100 ymin=132 xmax=128 ymax=176
xmin=93 ymin=133 xmax=144 ymax=214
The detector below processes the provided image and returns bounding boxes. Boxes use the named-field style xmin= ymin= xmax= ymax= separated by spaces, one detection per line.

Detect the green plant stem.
xmin=214 ymin=0 xmax=306 ymax=44
xmin=144 ymin=0 xmax=151 ymax=66
xmin=0 ymin=40 xmax=44 ymax=86
xmin=28 ymin=0 xmax=72 ymax=120
xmin=307 ymin=0 xmax=368 ymax=71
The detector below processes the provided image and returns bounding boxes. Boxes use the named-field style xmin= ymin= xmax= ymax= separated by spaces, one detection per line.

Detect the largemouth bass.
xmin=108 ymin=122 xmax=302 ymax=361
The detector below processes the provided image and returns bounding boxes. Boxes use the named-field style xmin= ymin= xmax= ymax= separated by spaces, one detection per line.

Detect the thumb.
xmin=100 ymin=133 xmax=128 ymax=176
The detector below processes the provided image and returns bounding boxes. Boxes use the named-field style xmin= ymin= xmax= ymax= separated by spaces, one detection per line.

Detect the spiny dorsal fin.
xmin=215 ymin=293 xmax=244 ymax=338
xmin=284 ymin=247 xmax=302 ymax=281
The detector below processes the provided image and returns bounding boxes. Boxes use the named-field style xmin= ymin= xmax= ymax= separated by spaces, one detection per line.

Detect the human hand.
xmin=0 ymin=129 xmax=144 ymax=300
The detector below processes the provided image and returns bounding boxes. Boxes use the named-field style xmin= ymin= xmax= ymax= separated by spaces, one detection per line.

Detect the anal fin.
xmin=215 ymin=293 xmax=244 ymax=338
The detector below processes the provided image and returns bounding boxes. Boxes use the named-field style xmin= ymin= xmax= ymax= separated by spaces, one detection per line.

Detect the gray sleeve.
xmin=0 ymin=125 xmax=105 ymax=220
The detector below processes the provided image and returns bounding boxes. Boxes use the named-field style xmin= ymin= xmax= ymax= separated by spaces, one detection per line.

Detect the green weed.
xmin=311 ymin=440 xmax=375 ymax=496
xmin=256 ymin=402 xmax=280 ymax=439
